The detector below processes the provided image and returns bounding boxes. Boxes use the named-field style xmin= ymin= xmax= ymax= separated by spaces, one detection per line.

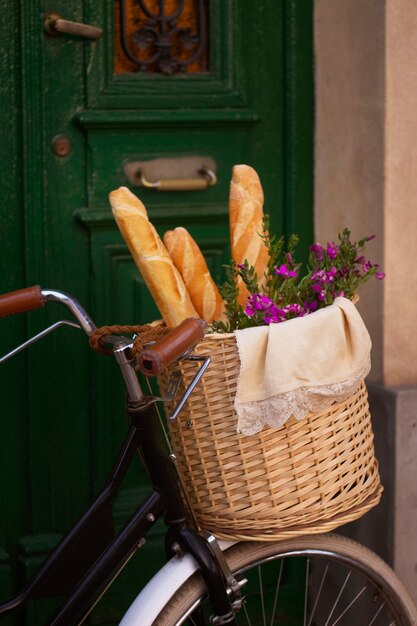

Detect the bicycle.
xmin=0 ymin=285 xmax=416 ymax=625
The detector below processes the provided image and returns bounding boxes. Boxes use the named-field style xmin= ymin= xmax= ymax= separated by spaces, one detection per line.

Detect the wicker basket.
xmin=159 ymin=333 xmax=382 ymax=541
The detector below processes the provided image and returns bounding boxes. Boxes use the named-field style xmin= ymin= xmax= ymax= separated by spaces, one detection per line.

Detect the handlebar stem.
xmin=113 ymin=342 xmax=145 ymax=403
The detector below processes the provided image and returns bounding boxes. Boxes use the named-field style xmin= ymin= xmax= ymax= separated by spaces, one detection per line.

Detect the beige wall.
xmin=385 ymin=1 xmax=417 ymax=385
xmin=315 ymin=0 xmax=417 ymax=386
xmin=315 ymin=0 xmax=417 ymax=601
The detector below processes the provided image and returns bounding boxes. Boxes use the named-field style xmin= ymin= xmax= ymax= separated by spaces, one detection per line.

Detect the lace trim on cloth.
xmin=235 ymin=355 xmax=371 ymax=435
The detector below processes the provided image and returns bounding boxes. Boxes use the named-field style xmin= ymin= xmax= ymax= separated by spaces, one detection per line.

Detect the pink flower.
xmin=312 ymin=284 xmax=327 ymax=301
xmin=274 ymin=264 xmax=298 ymax=279
xmin=311 ymin=269 xmax=327 ymax=283
xmin=245 ymin=294 xmax=291 ymax=324
xmin=284 ymin=303 xmax=304 ymax=317
xmin=311 ymin=267 xmax=337 ymax=284
xmin=375 ymin=272 xmax=385 ymax=280
xmin=264 ymin=308 xmax=286 ymax=324
xmin=355 ymin=256 xmax=381 ymax=274
xmin=327 ymin=242 xmax=339 ymax=259
xmin=310 ymin=243 xmax=325 ymax=261
xmin=245 ymin=293 xmax=274 ymax=316
xmin=326 ymin=267 xmax=338 ymax=281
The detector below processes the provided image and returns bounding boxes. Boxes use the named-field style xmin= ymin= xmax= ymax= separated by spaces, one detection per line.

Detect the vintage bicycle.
xmin=0 ymin=285 xmax=416 ymax=625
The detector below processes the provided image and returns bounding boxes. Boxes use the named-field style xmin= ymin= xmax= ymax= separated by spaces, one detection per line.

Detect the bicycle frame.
xmin=0 ymin=289 xmax=242 ymax=626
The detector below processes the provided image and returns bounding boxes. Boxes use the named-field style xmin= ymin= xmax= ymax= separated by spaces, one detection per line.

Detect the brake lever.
xmin=0 ymin=320 xmax=81 ymax=364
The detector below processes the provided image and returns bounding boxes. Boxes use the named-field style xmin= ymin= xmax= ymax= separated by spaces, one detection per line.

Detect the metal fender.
xmin=119 ymin=540 xmax=234 ymax=626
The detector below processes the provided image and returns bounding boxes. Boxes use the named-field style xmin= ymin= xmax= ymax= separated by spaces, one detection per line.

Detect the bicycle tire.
xmin=153 ymin=532 xmax=417 ymax=625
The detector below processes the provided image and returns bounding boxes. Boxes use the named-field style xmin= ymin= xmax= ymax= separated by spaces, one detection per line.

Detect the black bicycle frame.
xmin=0 ymin=395 xmax=238 ymax=625
xmin=0 ymin=288 xmax=239 ymax=625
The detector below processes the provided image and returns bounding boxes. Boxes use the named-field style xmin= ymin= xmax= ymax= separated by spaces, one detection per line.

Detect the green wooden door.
xmin=0 ymin=1 xmax=313 ymax=623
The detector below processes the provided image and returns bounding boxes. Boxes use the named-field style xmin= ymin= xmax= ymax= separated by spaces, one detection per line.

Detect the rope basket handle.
xmin=89 ymin=323 xmax=170 ymax=356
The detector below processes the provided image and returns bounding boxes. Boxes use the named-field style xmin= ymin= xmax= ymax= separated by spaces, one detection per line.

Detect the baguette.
xmin=163 ymin=227 xmax=225 ymax=323
xmin=229 ymin=164 xmax=269 ymax=306
xmin=109 ymin=187 xmax=198 ymax=327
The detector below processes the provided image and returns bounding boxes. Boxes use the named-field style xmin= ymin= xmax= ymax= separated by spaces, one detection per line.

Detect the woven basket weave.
xmin=159 ymin=333 xmax=382 ymax=542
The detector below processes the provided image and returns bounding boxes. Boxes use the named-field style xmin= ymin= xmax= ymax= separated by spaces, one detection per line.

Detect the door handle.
xmin=44 ymin=13 xmax=103 ymax=40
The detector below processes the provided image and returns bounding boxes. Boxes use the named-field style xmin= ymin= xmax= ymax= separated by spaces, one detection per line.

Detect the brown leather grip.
xmin=136 ymin=318 xmax=207 ymax=376
xmin=0 ymin=285 xmax=45 ymax=318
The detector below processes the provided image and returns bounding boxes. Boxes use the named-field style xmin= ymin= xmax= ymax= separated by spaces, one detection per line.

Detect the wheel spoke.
xmin=243 ymin=595 xmax=253 ymax=626
xmin=307 ymin=562 xmax=329 ymax=626
xmin=331 ymin=585 xmax=367 ymax=626
xmin=258 ymin=566 xmax=266 ymax=626
xmin=304 ymin=558 xmax=310 ymax=626
xmin=269 ymin=560 xmax=284 ymax=626
xmin=324 ymin=571 xmax=351 ymax=626
xmin=368 ymin=602 xmax=385 ymax=626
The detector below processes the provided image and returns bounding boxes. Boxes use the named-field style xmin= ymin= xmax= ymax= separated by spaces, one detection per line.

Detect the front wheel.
xmin=154 ymin=533 xmax=417 ymax=625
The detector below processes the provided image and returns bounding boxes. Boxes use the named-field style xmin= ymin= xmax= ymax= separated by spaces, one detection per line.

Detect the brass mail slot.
xmin=124 ymin=156 xmax=217 ymax=191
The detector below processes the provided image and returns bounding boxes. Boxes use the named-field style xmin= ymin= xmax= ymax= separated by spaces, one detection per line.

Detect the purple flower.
xmin=245 ymin=293 xmax=296 ymax=325
xmin=283 ymin=303 xmax=304 ymax=318
xmin=375 ymin=272 xmax=385 ymax=280
xmin=311 ymin=267 xmax=337 ymax=284
xmin=355 ymin=256 xmax=380 ymax=274
xmin=245 ymin=293 xmax=274 ymax=317
xmin=285 ymin=303 xmax=303 ymax=315
xmin=311 ymin=269 xmax=327 ymax=283
xmin=327 ymin=242 xmax=339 ymax=259
xmin=263 ymin=304 xmax=287 ymax=325
xmin=326 ymin=267 xmax=338 ymax=281
xmin=237 ymin=263 xmax=246 ymax=270
xmin=312 ymin=284 xmax=327 ymax=301
xmin=258 ymin=296 xmax=272 ymax=309
xmin=302 ymin=300 xmax=319 ymax=314
xmin=274 ymin=264 xmax=298 ymax=279
xmin=336 ymin=290 xmax=345 ymax=298
xmin=310 ymin=243 xmax=325 ymax=261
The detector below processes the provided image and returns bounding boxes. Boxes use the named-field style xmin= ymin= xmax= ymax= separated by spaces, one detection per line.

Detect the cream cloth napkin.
xmin=234 ymin=297 xmax=371 ymax=435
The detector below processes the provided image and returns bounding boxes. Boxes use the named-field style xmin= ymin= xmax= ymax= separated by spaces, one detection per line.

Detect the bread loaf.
xmin=109 ymin=187 xmax=198 ymax=327
xmin=229 ymin=164 xmax=269 ymax=306
xmin=163 ymin=227 xmax=225 ymax=323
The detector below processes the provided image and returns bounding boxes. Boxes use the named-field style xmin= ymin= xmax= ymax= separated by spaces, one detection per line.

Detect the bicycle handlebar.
xmin=0 ymin=285 xmax=45 ymax=317
xmin=136 ymin=318 xmax=207 ymax=376
xmin=0 ymin=286 xmax=96 ymax=335
xmin=0 ymin=286 xmax=207 ymax=377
